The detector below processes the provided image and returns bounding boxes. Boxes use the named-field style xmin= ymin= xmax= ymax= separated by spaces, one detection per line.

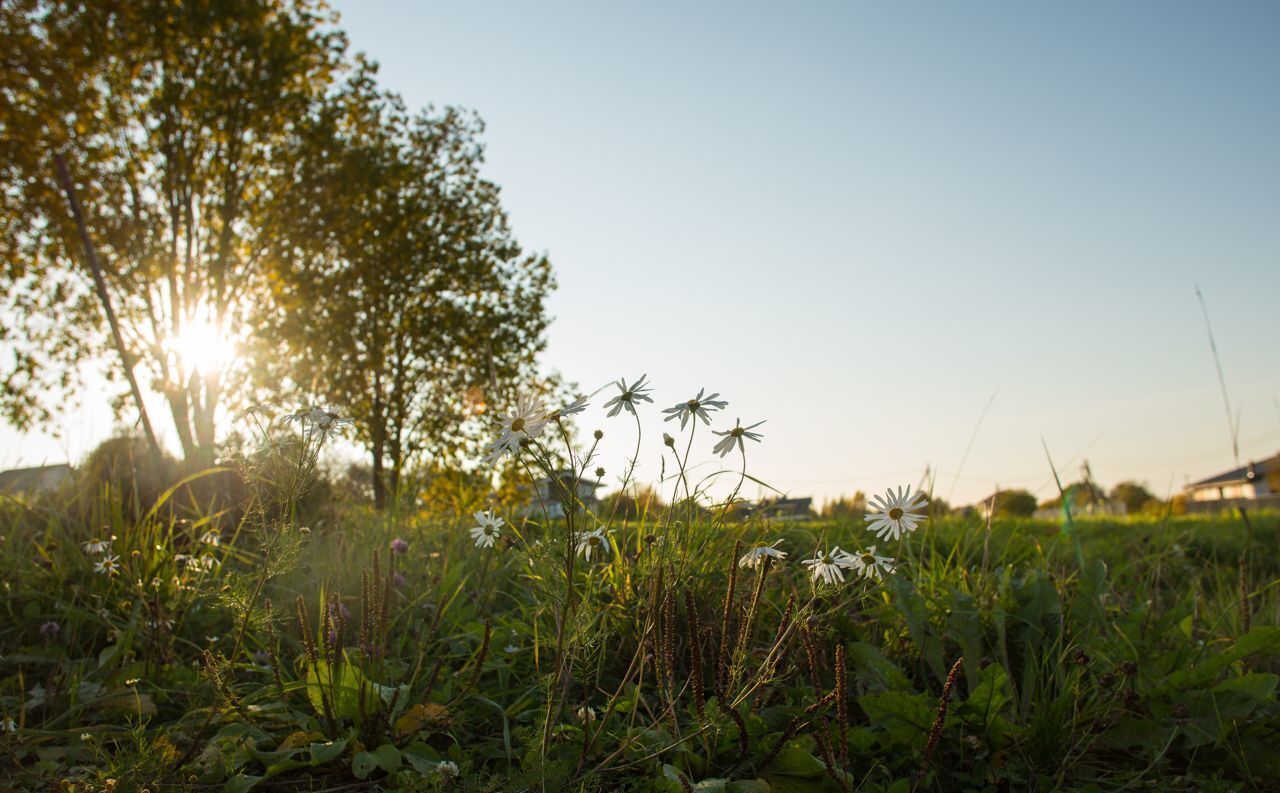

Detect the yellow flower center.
xmin=589 ymin=536 xmax=601 ymax=546
xmin=889 ymin=507 xmax=903 ymax=520
xmin=687 ymin=399 xmax=700 ymax=410
xmin=511 ymin=417 xmax=525 ymax=433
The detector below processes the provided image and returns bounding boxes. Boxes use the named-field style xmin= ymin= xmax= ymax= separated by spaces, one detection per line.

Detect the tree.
xmin=994 ymin=489 xmax=1038 ymax=517
xmin=260 ymin=69 xmax=553 ymax=508
xmin=1110 ymin=481 xmax=1156 ymax=515
xmin=0 ymin=0 xmax=346 ymax=461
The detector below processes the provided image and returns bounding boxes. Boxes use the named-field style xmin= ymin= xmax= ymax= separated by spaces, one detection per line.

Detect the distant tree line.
xmin=0 ymin=0 xmax=553 ymax=508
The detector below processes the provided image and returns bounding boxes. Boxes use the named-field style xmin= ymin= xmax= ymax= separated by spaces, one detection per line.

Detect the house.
xmin=529 ymin=469 xmax=604 ymax=519
xmin=1184 ymin=453 xmax=1280 ymax=511
xmin=749 ymin=496 xmax=814 ymax=522
xmin=0 ymin=463 xmax=73 ymax=495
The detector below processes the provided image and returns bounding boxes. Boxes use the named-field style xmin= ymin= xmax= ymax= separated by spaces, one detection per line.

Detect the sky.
xmin=4 ymin=1 xmax=1278 ymax=507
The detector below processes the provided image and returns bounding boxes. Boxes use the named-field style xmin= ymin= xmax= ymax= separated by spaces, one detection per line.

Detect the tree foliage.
xmin=260 ymin=66 xmax=553 ymax=506
xmin=1 ymin=0 xmax=347 ymax=460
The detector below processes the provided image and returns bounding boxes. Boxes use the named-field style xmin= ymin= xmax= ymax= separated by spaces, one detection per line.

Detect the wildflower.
xmin=484 ymin=394 xmax=547 ymax=465
xmin=82 ymin=537 xmax=112 ymax=555
xmin=470 ymin=510 xmax=505 ymax=549
xmin=94 ymin=555 xmax=121 ymax=576
xmin=594 ymin=466 xmax=605 ymax=479
xmin=504 ymin=644 xmax=519 ymax=654
xmin=711 ymin=418 xmax=765 ymax=457
xmin=435 ymin=760 xmax=459 ymax=780
xmin=802 ymin=547 xmax=856 ymax=586
xmin=390 ymin=537 xmax=409 ymax=555
xmin=307 ymin=407 xmax=353 ymax=431
xmin=392 ymin=573 xmax=406 ymax=588
xmin=576 ymin=706 xmax=598 ymax=722
xmin=576 ymin=527 xmax=611 ymax=562
xmin=240 ymin=403 xmax=276 ymax=419
xmin=663 ymin=433 xmax=675 ymax=447
xmin=200 ymin=530 xmax=220 ymax=546
xmin=1 ymin=716 xmax=15 ymax=733
xmin=602 ymin=373 xmax=653 ymax=417
xmin=866 ymin=486 xmax=929 ymax=541
xmin=194 ymin=555 xmax=216 ymax=571
xmin=850 ymin=546 xmax=895 ymax=580
xmin=547 ymin=394 xmax=589 ymax=420
xmin=80 ymin=733 xmax=92 ymax=742
xmin=39 ymin=621 xmax=59 ymax=638
xmin=738 ymin=539 xmax=787 ymax=569
xmin=663 ymin=388 xmax=728 ymax=430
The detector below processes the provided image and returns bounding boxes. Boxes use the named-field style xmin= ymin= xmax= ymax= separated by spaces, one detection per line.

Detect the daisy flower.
xmin=576 ymin=527 xmax=611 ymax=562
xmin=738 ymin=539 xmax=787 ymax=569
xmin=866 ymin=485 xmax=929 ymax=541
xmin=711 ymin=418 xmax=765 ymax=457
xmin=602 ymin=374 xmax=654 ymax=417
xmin=547 ymin=394 xmax=589 ymax=421
xmin=470 ymin=510 xmax=505 ymax=549
xmin=94 ymin=554 xmax=121 ymax=576
xmin=850 ymin=546 xmax=895 ymax=580
xmin=484 ymin=394 xmax=548 ymax=465
xmin=662 ymin=388 xmax=728 ymax=430
xmin=82 ymin=537 xmax=112 ymax=555
xmin=801 ymin=546 xmax=856 ymax=586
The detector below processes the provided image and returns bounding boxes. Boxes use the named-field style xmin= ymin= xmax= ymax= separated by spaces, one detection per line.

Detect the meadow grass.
xmin=1 ymin=415 xmax=1278 ymax=793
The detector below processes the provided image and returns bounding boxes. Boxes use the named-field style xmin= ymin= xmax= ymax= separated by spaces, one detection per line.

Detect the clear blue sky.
xmin=5 ymin=1 xmax=1278 ymax=506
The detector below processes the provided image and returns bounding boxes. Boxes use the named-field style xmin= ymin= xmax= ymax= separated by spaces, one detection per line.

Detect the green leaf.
xmin=727 ymin=782 xmax=772 ymax=793
xmin=858 ymin=690 xmax=934 ymax=747
xmin=222 ymin=774 xmax=263 ymax=793
xmin=371 ymin=743 xmax=401 ymax=772
xmin=351 ymin=751 xmax=377 ymax=780
xmin=1151 ymin=627 xmax=1280 ymax=696
xmin=846 ymin=643 xmax=911 ymax=691
xmin=402 ymin=742 xmax=441 ymax=775
xmin=763 ymin=742 xmax=825 ymax=777
xmin=309 ymin=738 xmax=348 ymax=765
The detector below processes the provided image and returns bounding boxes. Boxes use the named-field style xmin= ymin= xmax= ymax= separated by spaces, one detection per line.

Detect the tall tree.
xmin=0 ymin=0 xmax=346 ymax=461
xmin=262 ymin=69 xmax=554 ymax=508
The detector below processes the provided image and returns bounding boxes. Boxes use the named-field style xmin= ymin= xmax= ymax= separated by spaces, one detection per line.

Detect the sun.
xmin=168 ymin=316 xmax=236 ymax=376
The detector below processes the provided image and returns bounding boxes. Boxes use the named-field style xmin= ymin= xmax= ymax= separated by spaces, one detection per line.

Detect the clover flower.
xmin=851 ymin=546 xmax=895 ymax=580
xmin=802 ymin=547 xmax=856 ymax=585
xmin=40 ymin=621 xmax=59 ymax=638
xmin=602 ymin=374 xmax=654 ymax=417
xmin=390 ymin=537 xmax=409 ymax=555
xmin=711 ymin=418 xmax=765 ymax=457
xmin=484 ymin=394 xmax=548 ymax=465
xmin=576 ymin=527 xmax=611 ymax=562
xmin=662 ymin=388 xmax=728 ymax=430
xmin=435 ymin=760 xmax=460 ymax=780
xmin=738 ymin=539 xmax=787 ymax=569
xmin=470 ymin=510 xmax=505 ymax=549
xmin=866 ymin=485 xmax=929 ymax=541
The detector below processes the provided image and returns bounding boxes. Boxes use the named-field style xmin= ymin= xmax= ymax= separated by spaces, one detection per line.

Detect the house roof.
xmin=0 ymin=463 xmax=73 ymax=493
xmin=1188 ymin=453 xmax=1280 ymax=489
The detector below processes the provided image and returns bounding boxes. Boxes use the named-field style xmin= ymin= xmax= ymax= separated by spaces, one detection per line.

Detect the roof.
xmin=1188 ymin=453 xmax=1280 ymax=489
xmin=0 ymin=463 xmax=74 ymax=493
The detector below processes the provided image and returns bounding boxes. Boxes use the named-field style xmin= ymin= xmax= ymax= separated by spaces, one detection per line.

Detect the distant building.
xmin=0 ymin=463 xmax=73 ymax=495
xmin=529 ymin=469 xmax=604 ymax=519
xmin=1184 ymin=453 xmax=1280 ymax=511
xmin=749 ymin=496 xmax=814 ymax=522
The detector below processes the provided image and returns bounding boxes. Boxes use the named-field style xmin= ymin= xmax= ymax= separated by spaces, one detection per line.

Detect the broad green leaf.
xmin=351 ymin=750 xmax=377 ymax=780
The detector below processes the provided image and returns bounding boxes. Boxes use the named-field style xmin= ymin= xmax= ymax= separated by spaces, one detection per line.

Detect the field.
xmin=2 ymin=424 xmax=1278 ymax=793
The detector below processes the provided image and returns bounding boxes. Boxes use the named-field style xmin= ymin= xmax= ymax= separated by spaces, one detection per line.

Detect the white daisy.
xmin=547 ymin=394 xmax=589 ymax=421
xmin=738 ymin=539 xmax=787 ymax=569
xmin=307 ymin=407 xmax=353 ymax=432
xmin=602 ymin=374 xmax=654 ymax=417
xmin=470 ymin=510 xmax=505 ymax=549
xmin=81 ymin=537 xmax=112 ymax=555
xmin=711 ymin=418 xmax=765 ymax=458
xmin=866 ymin=485 xmax=929 ymax=541
xmin=662 ymin=388 xmax=728 ymax=430
xmin=94 ymin=554 xmax=120 ymax=576
xmin=576 ymin=527 xmax=611 ymax=562
xmin=801 ymin=546 xmax=856 ymax=586
xmin=850 ymin=546 xmax=895 ymax=580
xmin=484 ymin=394 xmax=548 ymax=465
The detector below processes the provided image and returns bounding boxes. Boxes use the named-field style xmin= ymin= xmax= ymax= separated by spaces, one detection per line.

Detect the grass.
xmin=1 ymin=422 xmax=1278 ymax=793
